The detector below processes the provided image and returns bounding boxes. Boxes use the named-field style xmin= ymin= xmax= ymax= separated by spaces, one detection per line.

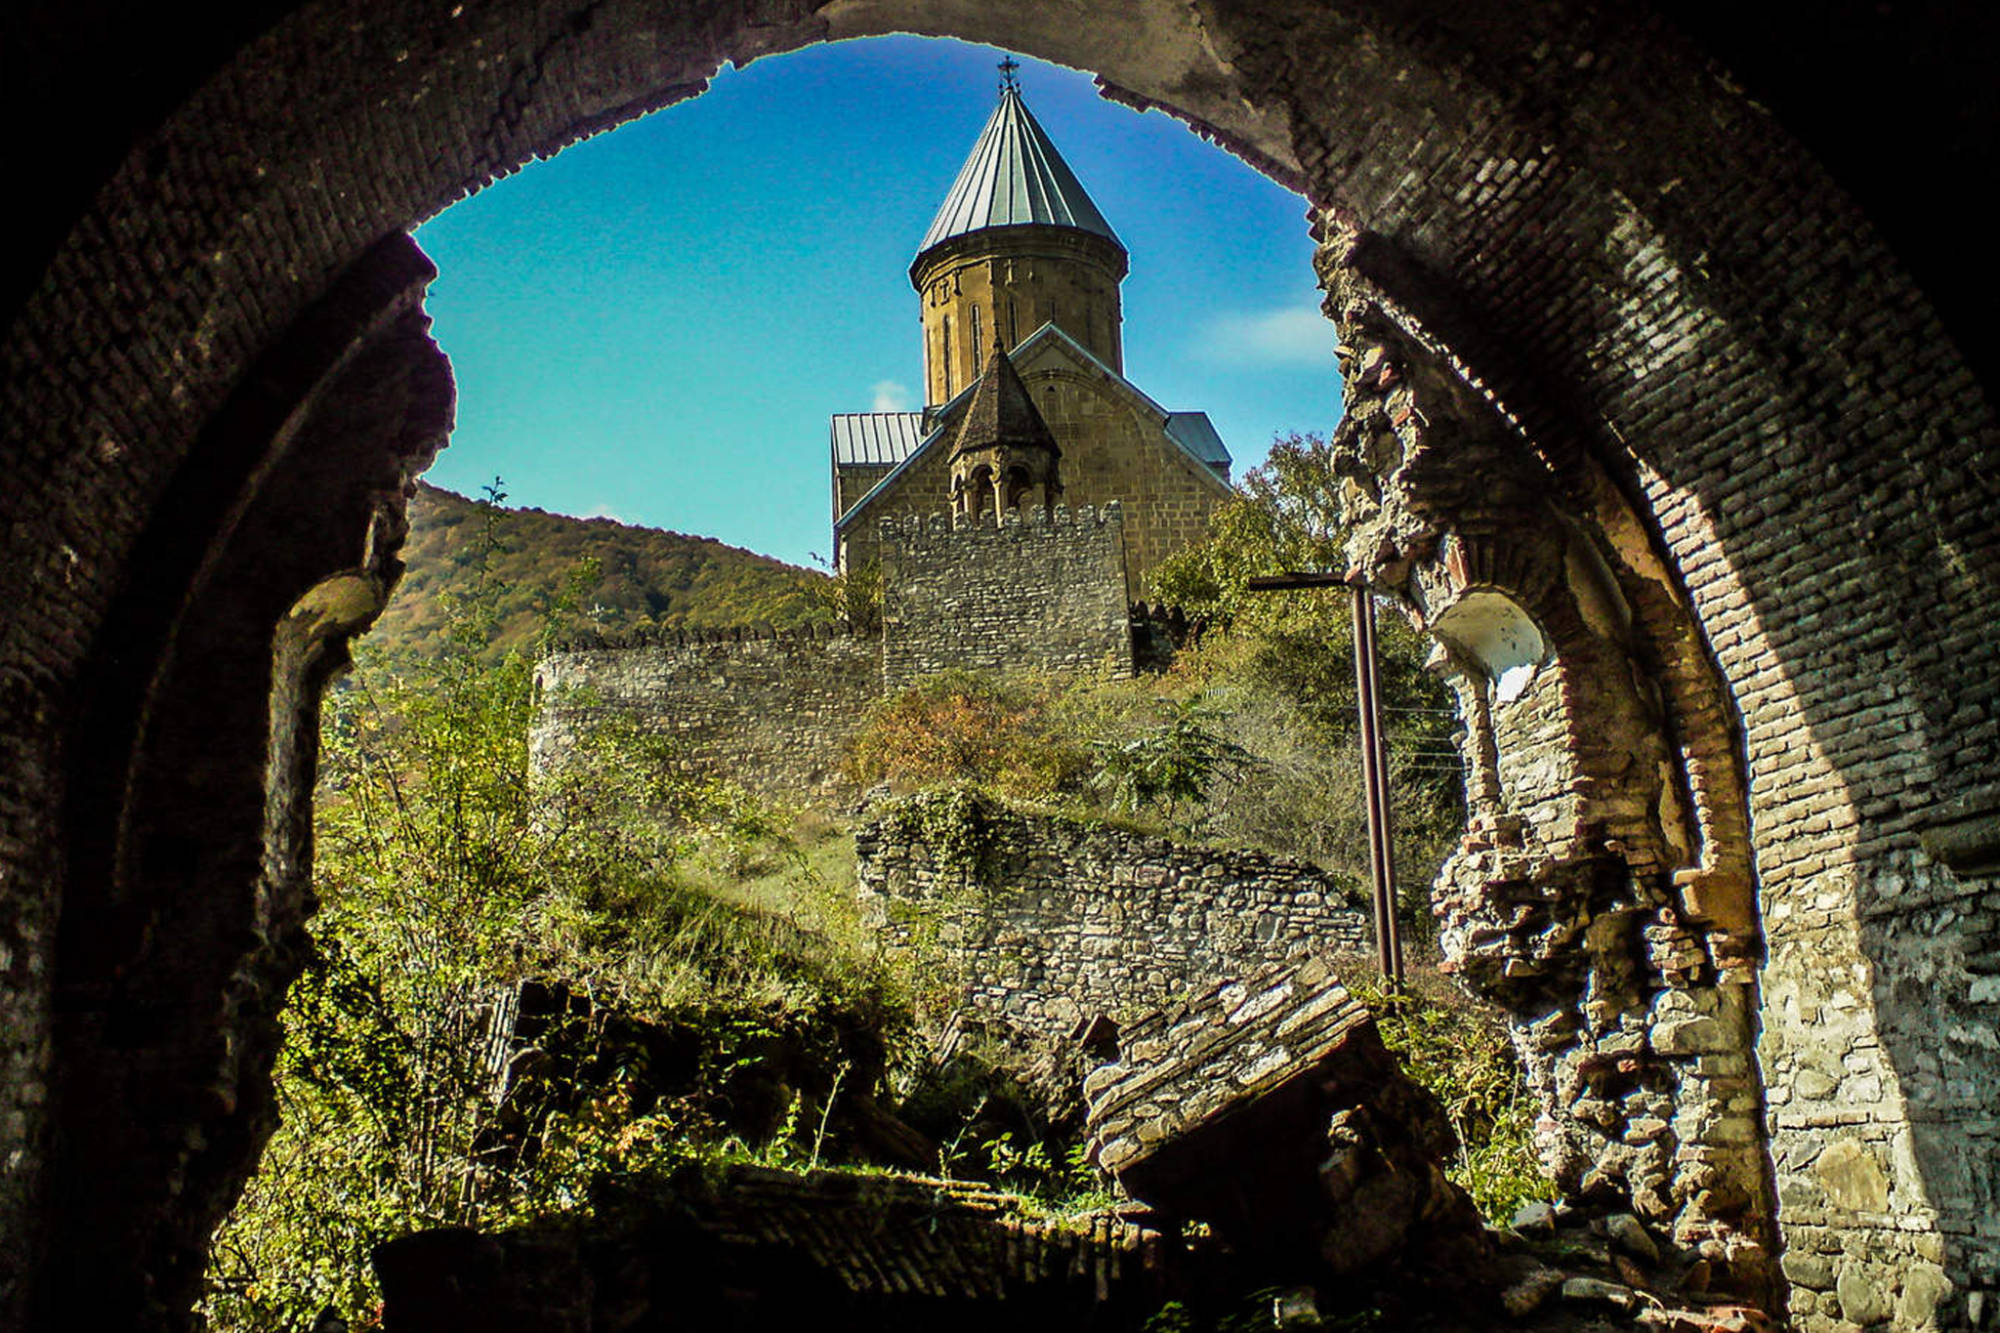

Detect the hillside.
xmin=369 ymin=483 xmax=831 ymax=660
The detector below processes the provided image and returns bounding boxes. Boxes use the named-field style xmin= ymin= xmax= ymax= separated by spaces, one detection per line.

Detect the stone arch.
xmin=0 ymin=2 xmax=1995 ymax=1329
xmin=1003 ymin=463 xmax=1036 ymax=511
xmin=953 ymin=462 xmax=997 ymax=521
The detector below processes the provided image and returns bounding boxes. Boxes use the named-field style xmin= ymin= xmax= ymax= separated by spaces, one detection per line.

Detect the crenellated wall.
xmin=536 ymin=506 xmax=1144 ymax=800
xmin=533 ymin=626 xmax=883 ymax=801
xmin=879 ymin=504 xmax=1133 ymax=688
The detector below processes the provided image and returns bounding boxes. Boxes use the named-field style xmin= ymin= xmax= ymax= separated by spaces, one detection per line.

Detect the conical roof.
xmin=916 ymin=83 xmax=1122 ymax=259
xmin=950 ymin=346 xmax=1059 ymax=460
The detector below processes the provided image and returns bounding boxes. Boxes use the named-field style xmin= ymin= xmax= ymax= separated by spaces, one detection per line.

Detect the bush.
xmin=1346 ymin=968 xmax=1555 ymax=1225
xmin=201 ymin=508 xmax=907 ymax=1332
xmin=847 ymin=669 xmax=1093 ymax=801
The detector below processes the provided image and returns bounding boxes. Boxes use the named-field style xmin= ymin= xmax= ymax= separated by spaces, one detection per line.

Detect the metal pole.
xmin=1351 ymin=585 xmax=1404 ymax=991
xmin=1352 ymin=585 xmax=1390 ymax=984
xmin=1361 ymin=590 xmax=1404 ymax=988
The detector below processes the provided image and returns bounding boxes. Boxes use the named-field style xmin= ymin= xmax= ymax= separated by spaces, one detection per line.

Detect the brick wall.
xmin=855 ymin=795 xmax=1370 ymax=1040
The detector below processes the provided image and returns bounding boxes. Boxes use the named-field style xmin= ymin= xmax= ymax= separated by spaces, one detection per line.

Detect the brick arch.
xmin=1 ymin=1 xmax=1995 ymax=1329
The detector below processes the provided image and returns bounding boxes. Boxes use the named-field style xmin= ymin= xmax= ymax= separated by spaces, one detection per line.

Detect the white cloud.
xmin=871 ymin=379 xmax=914 ymax=413
xmin=582 ymin=502 xmax=630 ymax=524
xmin=1198 ymin=307 xmax=1335 ymax=367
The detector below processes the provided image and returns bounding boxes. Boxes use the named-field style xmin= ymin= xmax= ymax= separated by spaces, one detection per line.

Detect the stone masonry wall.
xmin=837 ymin=354 xmax=1230 ymax=599
xmin=1021 ymin=359 xmax=1231 ymax=597
xmin=879 ymin=505 xmax=1133 ymax=689
xmin=1330 ymin=294 xmax=1777 ymax=1299
xmin=532 ymin=628 xmax=881 ymax=801
xmin=854 ymin=795 xmax=1370 ymax=1041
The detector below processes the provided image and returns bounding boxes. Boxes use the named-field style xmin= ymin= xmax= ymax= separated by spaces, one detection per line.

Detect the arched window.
xmin=1004 ymin=465 xmax=1033 ymax=510
xmin=942 ymin=315 xmax=953 ymax=397
xmin=965 ymin=464 xmax=994 ymax=519
xmin=970 ymin=305 xmax=983 ymax=368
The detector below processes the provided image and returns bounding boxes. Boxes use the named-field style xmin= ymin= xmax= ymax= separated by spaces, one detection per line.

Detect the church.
xmin=830 ymin=67 xmax=1236 ymax=596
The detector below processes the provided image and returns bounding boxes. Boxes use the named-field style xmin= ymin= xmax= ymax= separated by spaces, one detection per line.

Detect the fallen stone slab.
xmin=1084 ymin=955 xmax=1490 ymax=1284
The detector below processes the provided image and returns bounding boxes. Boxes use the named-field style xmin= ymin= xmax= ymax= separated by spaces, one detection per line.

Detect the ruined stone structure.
xmin=1321 ymin=227 xmax=1995 ymax=1319
xmin=830 ymin=77 xmax=1234 ymax=594
xmin=855 ymin=796 xmax=1371 ymax=1039
xmin=4 ymin=2 xmax=1998 ymax=1330
xmin=534 ymin=503 xmax=1135 ymax=799
xmin=373 ymin=1166 xmax=1179 ymax=1331
xmin=1086 ymin=957 xmax=1488 ymax=1283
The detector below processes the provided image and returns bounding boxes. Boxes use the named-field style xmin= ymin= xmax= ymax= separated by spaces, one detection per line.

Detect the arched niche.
xmin=1432 ymin=588 xmax=1548 ymax=705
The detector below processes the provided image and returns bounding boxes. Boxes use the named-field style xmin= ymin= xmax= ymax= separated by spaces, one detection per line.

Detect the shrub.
xmin=846 ymin=669 xmax=1092 ymax=801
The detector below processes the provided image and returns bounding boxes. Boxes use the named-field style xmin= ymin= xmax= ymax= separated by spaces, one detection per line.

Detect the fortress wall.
xmin=879 ymin=505 xmax=1133 ymax=689
xmin=855 ymin=796 xmax=1371 ymax=1041
xmin=532 ymin=627 xmax=881 ymax=801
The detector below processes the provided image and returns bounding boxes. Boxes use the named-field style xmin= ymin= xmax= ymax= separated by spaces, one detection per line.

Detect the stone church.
xmin=830 ymin=71 xmax=1235 ymax=594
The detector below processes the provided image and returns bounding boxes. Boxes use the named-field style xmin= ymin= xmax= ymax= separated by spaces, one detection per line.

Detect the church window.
xmin=1005 ymin=465 xmax=1034 ymax=510
xmin=971 ymin=305 xmax=983 ymax=368
xmin=942 ymin=316 xmax=953 ymax=397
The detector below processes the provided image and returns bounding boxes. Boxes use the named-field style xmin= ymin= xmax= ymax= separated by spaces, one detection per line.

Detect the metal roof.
xmin=830 ymin=412 xmax=926 ymax=467
xmin=916 ymin=85 xmax=1122 ymax=259
xmin=1163 ymin=412 xmax=1232 ymax=469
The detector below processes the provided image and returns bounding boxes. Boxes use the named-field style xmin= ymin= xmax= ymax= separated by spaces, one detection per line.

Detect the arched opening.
xmin=1433 ymin=589 xmax=1548 ymax=707
xmin=1003 ymin=464 xmax=1035 ymax=512
xmin=957 ymin=463 xmax=996 ymax=521
xmin=2 ymin=4 xmax=1996 ymax=1330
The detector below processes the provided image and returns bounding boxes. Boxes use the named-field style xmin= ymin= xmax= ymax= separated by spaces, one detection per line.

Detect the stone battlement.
xmin=546 ymin=620 xmax=864 ymax=657
xmin=876 ymin=500 xmax=1124 ymax=543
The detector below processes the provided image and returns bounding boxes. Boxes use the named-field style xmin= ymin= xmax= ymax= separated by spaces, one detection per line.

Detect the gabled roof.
xmin=833 ymin=323 xmax=1231 ymax=536
xmin=1006 ymin=323 xmax=1233 ymax=480
xmin=916 ymin=84 xmax=1122 ymax=260
xmin=1163 ymin=412 xmax=1231 ymax=469
xmin=830 ymin=412 xmax=926 ymax=467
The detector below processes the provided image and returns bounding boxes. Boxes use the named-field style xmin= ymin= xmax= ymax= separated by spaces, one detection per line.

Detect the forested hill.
xmin=368 ymin=483 xmax=831 ymax=660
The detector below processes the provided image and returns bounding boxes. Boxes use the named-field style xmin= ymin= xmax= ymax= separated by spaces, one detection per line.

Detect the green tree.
xmin=1090 ymin=695 xmax=1252 ymax=822
xmin=199 ymin=490 xmax=732 ymax=1329
xmin=1154 ymin=433 xmax=1465 ymax=932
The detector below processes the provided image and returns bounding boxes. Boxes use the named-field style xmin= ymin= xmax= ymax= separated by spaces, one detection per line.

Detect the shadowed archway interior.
xmin=1 ymin=2 xmax=1995 ymax=1329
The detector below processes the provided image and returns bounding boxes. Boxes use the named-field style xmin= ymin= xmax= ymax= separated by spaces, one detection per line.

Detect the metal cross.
xmin=998 ymin=56 xmax=1020 ymax=91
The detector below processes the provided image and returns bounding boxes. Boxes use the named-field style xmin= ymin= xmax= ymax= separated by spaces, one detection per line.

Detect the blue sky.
xmin=413 ymin=36 xmax=1341 ymax=569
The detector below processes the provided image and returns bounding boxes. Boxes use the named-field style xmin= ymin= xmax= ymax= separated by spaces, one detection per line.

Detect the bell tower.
xmin=911 ymin=62 xmax=1129 ymax=406
xmin=948 ymin=343 xmax=1062 ymax=524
